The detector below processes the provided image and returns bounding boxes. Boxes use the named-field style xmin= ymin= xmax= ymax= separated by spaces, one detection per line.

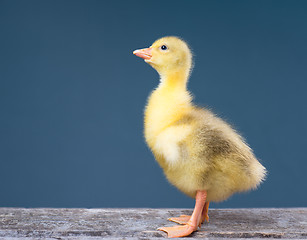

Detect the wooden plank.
xmin=0 ymin=208 xmax=306 ymax=239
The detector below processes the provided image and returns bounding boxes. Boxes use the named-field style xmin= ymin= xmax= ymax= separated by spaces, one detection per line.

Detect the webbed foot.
xmin=158 ymin=224 xmax=196 ymax=238
xmin=168 ymin=215 xmax=190 ymax=225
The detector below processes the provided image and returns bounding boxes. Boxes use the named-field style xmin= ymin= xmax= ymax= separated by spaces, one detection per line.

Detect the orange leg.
xmin=201 ymin=201 xmax=210 ymax=223
xmin=158 ymin=190 xmax=207 ymax=238
xmin=168 ymin=201 xmax=210 ymax=225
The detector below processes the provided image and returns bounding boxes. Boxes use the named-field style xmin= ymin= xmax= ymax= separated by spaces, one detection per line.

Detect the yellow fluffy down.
xmin=142 ymin=36 xmax=266 ymax=201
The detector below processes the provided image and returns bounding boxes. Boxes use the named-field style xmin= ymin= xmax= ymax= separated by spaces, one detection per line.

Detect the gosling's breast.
xmin=153 ymin=125 xmax=192 ymax=165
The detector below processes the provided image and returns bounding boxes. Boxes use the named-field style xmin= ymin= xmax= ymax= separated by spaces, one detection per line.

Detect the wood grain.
xmin=0 ymin=208 xmax=306 ymax=239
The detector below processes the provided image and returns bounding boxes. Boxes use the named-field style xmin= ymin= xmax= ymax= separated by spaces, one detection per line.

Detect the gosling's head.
xmin=133 ymin=36 xmax=193 ymax=80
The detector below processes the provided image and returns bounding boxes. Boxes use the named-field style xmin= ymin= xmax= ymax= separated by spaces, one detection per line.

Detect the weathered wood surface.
xmin=0 ymin=208 xmax=306 ymax=239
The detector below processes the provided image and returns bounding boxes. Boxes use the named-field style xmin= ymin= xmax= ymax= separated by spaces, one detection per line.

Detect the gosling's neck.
xmin=145 ymin=69 xmax=192 ymax=142
xmin=158 ymin=69 xmax=189 ymax=91
xmin=149 ymin=68 xmax=192 ymax=112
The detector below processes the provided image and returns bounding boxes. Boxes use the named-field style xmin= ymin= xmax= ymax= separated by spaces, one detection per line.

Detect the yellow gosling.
xmin=133 ymin=36 xmax=266 ymax=238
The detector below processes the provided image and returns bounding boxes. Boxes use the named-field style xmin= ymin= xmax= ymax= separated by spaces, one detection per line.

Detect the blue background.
xmin=0 ymin=0 xmax=306 ymax=208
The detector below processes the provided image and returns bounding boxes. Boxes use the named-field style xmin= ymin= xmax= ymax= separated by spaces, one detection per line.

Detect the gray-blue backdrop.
xmin=0 ymin=0 xmax=306 ymax=208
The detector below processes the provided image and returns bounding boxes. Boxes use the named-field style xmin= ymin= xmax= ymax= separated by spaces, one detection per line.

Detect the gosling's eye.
xmin=160 ymin=45 xmax=168 ymax=51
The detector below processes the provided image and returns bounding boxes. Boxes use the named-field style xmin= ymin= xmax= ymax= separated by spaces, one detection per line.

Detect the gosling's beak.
xmin=133 ymin=48 xmax=152 ymax=60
